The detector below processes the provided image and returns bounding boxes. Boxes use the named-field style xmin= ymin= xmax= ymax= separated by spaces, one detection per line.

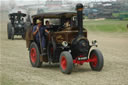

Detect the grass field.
xmin=84 ymin=19 xmax=128 ymax=32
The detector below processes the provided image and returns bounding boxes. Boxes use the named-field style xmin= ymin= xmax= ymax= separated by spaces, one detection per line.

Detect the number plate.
xmin=78 ymin=57 xmax=88 ymax=60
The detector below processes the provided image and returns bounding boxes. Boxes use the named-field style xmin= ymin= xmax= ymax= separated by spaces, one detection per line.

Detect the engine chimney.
xmin=76 ymin=3 xmax=84 ymax=35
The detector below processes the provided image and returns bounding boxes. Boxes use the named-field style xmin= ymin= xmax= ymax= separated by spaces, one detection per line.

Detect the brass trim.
xmin=77 ymin=8 xmax=83 ymax=11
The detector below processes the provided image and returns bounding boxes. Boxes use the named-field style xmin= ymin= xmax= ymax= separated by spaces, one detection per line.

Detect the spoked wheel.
xmin=29 ymin=42 xmax=42 ymax=67
xmin=89 ymin=49 xmax=104 ymax=71
xmin=59 ymin=51 xmax=73 ymax=74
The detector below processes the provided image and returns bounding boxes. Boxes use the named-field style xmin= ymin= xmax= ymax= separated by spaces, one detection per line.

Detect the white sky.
xmin=1 ymin=0 xmax=116 ymax=3
xmin=0 ymin=0 xmax=117 ymax=6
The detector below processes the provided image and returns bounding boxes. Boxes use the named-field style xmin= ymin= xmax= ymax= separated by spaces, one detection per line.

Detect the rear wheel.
xmin=59 ymin=51 xmax=73 ymax=74
xmin=29 ymin=42 xmax=42 ymax=67
xmin=11 ymin=27 xmax=14 ymax=40
xmin=89 ymin=49 xmax=104 ymax=71
xmin=7 ymin=22 xmax=12 ymax=39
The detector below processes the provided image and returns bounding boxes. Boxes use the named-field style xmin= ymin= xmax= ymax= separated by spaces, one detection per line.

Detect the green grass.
xmin=112 ymin=13 xmax=120 ymax=17
xmin=84 ymin=19 xmax=128 ymax=32
xmin=113 ymin=12 xmax=128 ymax=20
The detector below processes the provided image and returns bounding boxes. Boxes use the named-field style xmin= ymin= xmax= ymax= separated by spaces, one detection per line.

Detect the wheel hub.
xmin=30 ymin=48 xmax=37 ymax=63
xmin=61 ymin=56 xmax=67 ymax=70
xmin=91 ymin=54 xmax=98 ymax=67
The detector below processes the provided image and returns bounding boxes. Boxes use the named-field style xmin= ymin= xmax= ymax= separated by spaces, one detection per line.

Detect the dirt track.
xmin=0 ymin=12 xmax=128 ymax=85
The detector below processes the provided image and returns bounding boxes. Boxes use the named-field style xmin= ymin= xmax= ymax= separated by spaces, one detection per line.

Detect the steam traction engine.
xmin=26 ymin=3 xmax=104 ymax=74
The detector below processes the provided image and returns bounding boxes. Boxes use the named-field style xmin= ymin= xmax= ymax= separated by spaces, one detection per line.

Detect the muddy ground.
xmin=0 ymin=12 xmax=128 ymax=85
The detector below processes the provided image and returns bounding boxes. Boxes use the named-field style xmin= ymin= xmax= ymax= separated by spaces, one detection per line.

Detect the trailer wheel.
xmin=59 ymin=51 xmax=73 ymax=74
xmin=29 ymin=42 xmax=42 ymax=67
xmin=89 ymin=49 xmax=104 ymax=71
xmin=7 ymin=22 xmax=12 ymax=39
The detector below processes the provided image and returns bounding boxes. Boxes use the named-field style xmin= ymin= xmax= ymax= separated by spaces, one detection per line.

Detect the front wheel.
xmin=89 ymin=49 xmax=104 ymax=71
xmin=59 ymin=51 xmax=73 ymax=74
xmin=29 ymin=42 xmax=42 ymax=67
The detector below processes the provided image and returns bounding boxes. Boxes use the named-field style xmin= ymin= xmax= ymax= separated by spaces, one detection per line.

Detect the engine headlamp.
xmin=62 ymin=41 xmax=68 ymax=47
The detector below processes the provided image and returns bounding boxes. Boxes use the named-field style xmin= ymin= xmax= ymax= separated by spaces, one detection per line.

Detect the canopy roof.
xmin=32 ymin=12 xmax=77 ymax=18
xmin=9 ymin=13 xmax=26 ymax=17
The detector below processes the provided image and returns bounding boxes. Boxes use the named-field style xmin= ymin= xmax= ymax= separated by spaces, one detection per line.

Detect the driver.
xmin=33 ymin=19 xmax=49 ymax=50
xmin=65 ymin=20 xmax=70 ymax=27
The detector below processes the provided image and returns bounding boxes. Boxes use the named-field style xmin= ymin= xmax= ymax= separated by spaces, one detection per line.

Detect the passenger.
xmin=33 ymin=19 xmax=49 ymax=49
xmin=45 ymin=20 xmax=51 ymax=30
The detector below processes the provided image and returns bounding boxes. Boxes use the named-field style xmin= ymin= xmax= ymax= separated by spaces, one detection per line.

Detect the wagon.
xmin=26 ymin=3 xmax=104 ymax=74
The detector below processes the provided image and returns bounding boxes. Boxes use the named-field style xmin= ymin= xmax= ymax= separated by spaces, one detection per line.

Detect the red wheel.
xmin=60 ymin=51 xmax=73 ymax=74
xmin=30 ymin=48 xmax=37 ymax=63
xmin=29 ymin=42 xmax=42 ymax=67
xmin=91 ymin=54 xmax=98 ymax=67
xmin=89 ymin=49 xmax=104 ymax=71
xmin=61 ymin=56 xmax=67 ymax=70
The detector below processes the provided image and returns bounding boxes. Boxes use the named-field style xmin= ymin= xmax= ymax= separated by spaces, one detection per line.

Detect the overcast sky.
xmin=0 ymin=0 xmax=116 ymax=6
xmin=1 ymin=0 xmax=116 ymax=3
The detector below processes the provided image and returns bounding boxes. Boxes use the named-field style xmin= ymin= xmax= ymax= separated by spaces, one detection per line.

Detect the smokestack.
xmin=76 ymin=3 xmax=84 ymax=35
